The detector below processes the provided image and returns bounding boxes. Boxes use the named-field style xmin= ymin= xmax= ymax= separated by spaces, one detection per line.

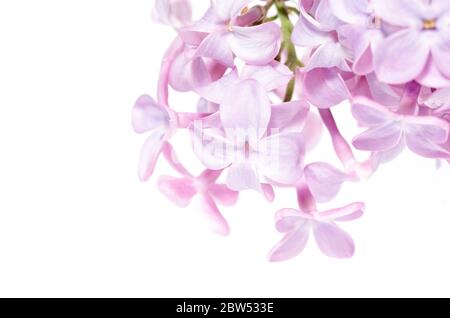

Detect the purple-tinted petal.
xmin=329 ymin=0 xmax=370 ymax=25
xmin=370 ymin=139 xmax=406 ymax=171
xmin=352 ymin=121 xmax=403 ymax=152
xmin=257 ymin=132 xmax=304 ymax=185
xmin=431 ymin=34 xmax=450 ymax=79
xmin=303 ymin=68 xmax=351 ymax=108
xmin=157 ymin=176 xmax=197 ymax=207
xmin=195 ymin=69 xmax=239 ymax=104
xmin=416 ymin=55 xmax=450 ymax=88
xmin=208 ymin=184 xmax=239 ymax=206
xmin=305 ymin=41 xmax=351 ymax=72
xmin=404 ymin=116 xmax=450 ymax=158
xmin=195 ymin=32 xmax=235 ymax=67
xmin=191 ymin=126 xmax=234 ymax=170
xmin=372 ymin=0 xmax=423 ymax=27
xmin=365 ymin=73 xmax=401 ymax=108
xmin=241 ymin=61 xmax=293 ymax=91
xmin=424 ymin=87 xmax=450 ymax=109
xmin=374 ymin=29 xmax=430 ymax=84
xmin=220 ymin=79 xmax=271 ymax=140
xmin=199 ymin=193 xmax=230 ymax=236
xmin=351 ymin=97 xmax=393 ymax=126
xmin=132 ymin=95 xmax=169 ymax=133
xmin=274 ymin=208 xmax=308 ymax=232
xmin=226 ymin=162 xmax=261 ymax=192
xmin=229 ymin=23 xmax=281 ymax=65
xmin=268 ymin=222 xmax=311 ymax=262
xmin=138 ymin=130 xmax=165 ymax=181
xmin=304 ymin=162 xmax=350 ymax=203
xmin=292 ymin=11 xmax=330 ymax=48
xmin=317 ymin=202 xmax=365 ymax=222
xmin=169 ymin=53 xmax=212 ymax=92
xmin=213 ymin=0 xmax=253 ymax=21
xmin=313 ymin=221 xmax=355 ymax=258
xmin=314 ymin=0 xmax=343 ymax=30
xmin=152 ymin=0 xmax=192 ymax=28
xmin=268 ymin=100 xmax=310 ymax=131
xmin=261 ymin=183 xmax=275 ymax=203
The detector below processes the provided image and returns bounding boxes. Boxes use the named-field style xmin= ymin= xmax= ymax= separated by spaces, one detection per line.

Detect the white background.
xmin=1 ymin=0 xmax=450 ymax=298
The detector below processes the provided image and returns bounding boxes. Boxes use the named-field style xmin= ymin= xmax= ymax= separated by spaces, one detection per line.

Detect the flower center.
xmin=227 ymin=21 xmax=233 ymax=32
xmin=240 ymin=7 xmax=249 ymax=15
xmin=423 ymin=19 xmax=437 ymax=30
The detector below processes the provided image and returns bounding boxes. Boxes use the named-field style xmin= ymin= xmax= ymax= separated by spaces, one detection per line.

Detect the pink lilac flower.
xmin=373 ymin=0 xmax=450 ymax=87
xmin=352 ymin=96 xmax=450 ymax=159
xmin=134 ymin=0 xmax=450 ymax=262
xmin=157 ymin=144 xmax=238 ymax=235
xmin=192 ymin=79 xmax=305 ymax=192
xmin=269 ymin=183 xmax=364 ymax=261
xmin=329 ymin=0 xmax=384 ymax=75
xmin=292 ymin=0 xmax=351 ymax=72
xmin=180 ymin=0 xmax=281 ymax=67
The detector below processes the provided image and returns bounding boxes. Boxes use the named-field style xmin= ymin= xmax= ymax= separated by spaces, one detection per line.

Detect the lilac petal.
xmin=416 ymin=55 xmax=450 ymax=89
xmin=292 ymin=9 xmax=330 ymax=47
xmin=191 ymin=126 xmax=234 ymax=170
xmin=274 ymin=208 xmax=307 ymax=232
xmin=196 ymin=98 xmax=220 ymax=113
xmin=257 ymin=132 xmax=304 ymax=185
xmin=405 ymin=116 xmax=450 ymax=144
xmin=303 ymin=68 xmax=351 ymax=108
xmin=220 ymin=79 xmax=271 ymax=140
xmin=208 ymin=184 xmax=239 ymax=206
xmin=404 ymin=116 xmax=450 ymax=158
xmin=304 ymin=162 xmax=350 ymax=203
xmin=365 ymin=73 xmax=401 ymax=108
xmin=138 ymin=130 xmax=165 ymax=181
xmin=169 ymin=54 xmax=212 ymax=92
xmin=372 ymin=0 xmax=423 ymax=27
xmin=157 ymin=176 xmax=197 ymax=207
xmin=313 ymin=221 xmax=355 ymax=258
xmin=195 ymin=32 xmax=235 ymax=67
xmin=268 ymin=222 xmax=311 ymax=262
xmin=431 ymin=35 xmax=450 ymax=79
xmin=351 ymin=97 xmax=393 ymax=126
xmin=424 ymin=87 xmax=450 ymax=109
xmin=195 ymin=69 xmax=239 ymax=104
xmin=152 ymin=0 xmax=192 ymax=28
xmin=305 ymin=41 xmax=351 ymax=72
xmin=352 ymin=121 xmax=403 ymax=152
xmin=329 ymin=0 xmax=370 ymax=25
xmin=353 ymin=43 xmax=374 ymax=75
xmin=229 ymin=23 xmax=281 ymax=65
xmin=132 ymin=95 xmax=169 ymax=133
xmin=199 ymin=193 xmax=230 ymax=236
xmin=261 ymin=183 xmax=275 ymax=203
xmin=241 ymin=61 xmax=293 ymax=92
xmin=317 ymin=202 xmax=365 ymax=222
xmin=226 ymin=162 xmax=261 ymax=192
xmin=268 ymin=100 xmax=309 ymax=131
xmin=314 ymin=0 xmax=343 ymax=30
xmin=213 ymin=0 xmax=253 ymax=21
xmin=374 ymin=29 xmax=430 ymax=84
xmin=371 ymin=139 xmax=406 ymax=171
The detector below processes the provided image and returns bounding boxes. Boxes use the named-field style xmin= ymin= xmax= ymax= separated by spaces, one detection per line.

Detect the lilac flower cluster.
xmin=133 ymin=0 xmax=450 ymax=261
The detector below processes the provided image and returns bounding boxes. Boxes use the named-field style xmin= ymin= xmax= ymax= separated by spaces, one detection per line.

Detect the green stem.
xmin=274 ymin=0 xmax=303 ymax=102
